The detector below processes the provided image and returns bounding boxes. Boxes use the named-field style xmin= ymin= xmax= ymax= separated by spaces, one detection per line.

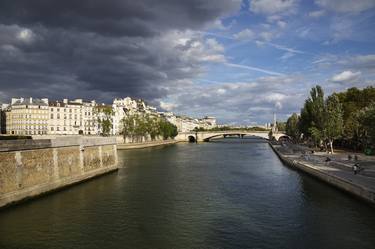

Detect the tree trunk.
xmin=329 ymin=140 xmax=334 ymax=154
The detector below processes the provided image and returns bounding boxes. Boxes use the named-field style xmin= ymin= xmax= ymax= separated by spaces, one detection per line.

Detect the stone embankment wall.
xmin=0 ymin=136 xmax=118 ymax=208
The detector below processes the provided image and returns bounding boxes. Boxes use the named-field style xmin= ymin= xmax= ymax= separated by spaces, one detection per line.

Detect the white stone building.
xmin=5 ymin=97 xmax=49 ymax=135
xmin=48 ymin=99 xmax=98 ymax=135
xmin=164 ymin=113 xmax=217 ymax=132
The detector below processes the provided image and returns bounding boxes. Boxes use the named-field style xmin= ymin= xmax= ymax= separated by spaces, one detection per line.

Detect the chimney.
xmin=63 ymin=98 xmax=68 ymax=104
xmin=30 ymin=97 xmax=33 ymax=103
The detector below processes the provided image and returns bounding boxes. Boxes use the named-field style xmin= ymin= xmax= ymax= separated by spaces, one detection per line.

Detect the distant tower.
xmin=272 ymin=112 xmax=278 ymax=134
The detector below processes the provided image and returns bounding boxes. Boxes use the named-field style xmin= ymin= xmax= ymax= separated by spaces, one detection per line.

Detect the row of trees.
xmin=122 ymin=113 xmax=178 ymax=140
xmin=285 ymin=85 xmax=375 ymax=154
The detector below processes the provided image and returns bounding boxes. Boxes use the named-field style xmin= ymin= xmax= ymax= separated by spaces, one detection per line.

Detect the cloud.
xmin=280 ymin=52 xmax=295 ymax=60
xmin=163 ymin=75 xmax=305 ymax=124
xmin=315 ymin=0 xmax=375 ymax=14
xmin=0 ymin=0 xmax=241 ymax=103
xmin=0 ymin=0 xmax=242 ymax=37
xmin=330 ymin=70 xmax=362 ymax=83
xmin=233 ymin=28 xmax=256 ymax=41
xmin=277 ymin=20 xmax=287 ymax=29
xmin=256 ymin=41 xmax=305 ymax=54
xmin=160 ymin=101 xmax=179 ymax=111
xmin=308 ymin=10 xmax=326 ymax=17
xmin=250 ymin=0 xmax=297 ymax=15
xmin=224 ymin=62 xmax=284 ymax=76
xmin=312 ymin=53 xmax=375 ymax=72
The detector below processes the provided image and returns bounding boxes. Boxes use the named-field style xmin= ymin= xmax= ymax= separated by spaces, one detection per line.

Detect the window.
xmin=51 ymin=114 xmax=54 ymax=119
xmin=51 ymin=127 xmax=54 ymax=131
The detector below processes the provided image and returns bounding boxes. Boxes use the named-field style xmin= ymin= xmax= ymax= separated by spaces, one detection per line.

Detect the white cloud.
xmin=233 ymin=28 xmax=255 ymax=40
xmin=308 ymin=9 xmax=325 ymax=17
xmin=217 ymin=88 xmax=227 ymax=95
xmin=330 ymin=70 xmax=362 ymax=83
xmin=315 ymin=0 xmax=375 ymax=14
xmin=354 ymin=54 xmax=375 ymax=65
xmin=224 ymin=62 xmax=284 ymax=76
xmin=160 ymin=101 xmax=179 ymax=111
xmin=167 ymin=31 xmax=227 ymax=63
xmin=250 ymin=0 xmax=297 ymax=15
xmin=280 ymin=52 xmax=295 ymax=60
xmin=206 ymin=38 xmax=224 ymax=52
xmin=277 ymin=20 xmax=287 ymax=29
xmin=265 ymin=92 xmax=287 ymax=102
xmin=266 ymin=42 xmax=305 ymax=54
xmin=17 ymin=28 xmax=35 ymax=42
xmin=259 ymin=31 xmax=274 ymax=41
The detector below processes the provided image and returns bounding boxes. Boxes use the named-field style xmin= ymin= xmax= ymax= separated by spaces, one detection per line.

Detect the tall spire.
xmin=272 ymin=112 xmax=278 ymax=133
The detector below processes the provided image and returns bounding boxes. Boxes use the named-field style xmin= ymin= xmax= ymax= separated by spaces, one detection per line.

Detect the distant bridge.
xmin=175 ymin=130 xmax=286 ymax=142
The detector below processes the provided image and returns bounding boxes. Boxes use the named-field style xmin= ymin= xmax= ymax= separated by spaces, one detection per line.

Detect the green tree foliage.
xmin=287 ymin=85 xmax=375 ymax=153
xmin=285 ymin=113 xmax=300 ymax=141
xmin=276 ymin=121 xmax=286 ymax=132
xmin=95 ymin=105 xmax=113 ymax=136
xmin=122 ymin=114 xmax=177 ymax=140
xmin=324 ymin=94 xmax=343 ymax=153
xmin=336 ymin=87 xmax=375 ymax=150
xmin=357 ymin=102 xmax=375 ymax=148
xmin=299 ymin=85 xmax=325 ymax=139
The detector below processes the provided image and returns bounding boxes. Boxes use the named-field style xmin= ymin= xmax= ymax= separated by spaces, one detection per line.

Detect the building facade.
xmin=48 ymin=99 xmax=98 ymax=135
xmin=5 ymin=98 xmax=49 ymax=135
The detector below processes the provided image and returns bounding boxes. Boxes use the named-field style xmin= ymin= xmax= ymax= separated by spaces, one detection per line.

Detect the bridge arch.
xmin=188 ymin=135 xmax=196 ymax=143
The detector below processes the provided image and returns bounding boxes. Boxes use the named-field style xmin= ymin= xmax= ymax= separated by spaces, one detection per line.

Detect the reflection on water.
xmin=1 ymin=138 xmax=374 ymax=249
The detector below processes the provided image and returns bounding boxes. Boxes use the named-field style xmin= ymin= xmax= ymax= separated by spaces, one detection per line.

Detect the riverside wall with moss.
xmin=0 ymin=136 xmax=118 ymax=208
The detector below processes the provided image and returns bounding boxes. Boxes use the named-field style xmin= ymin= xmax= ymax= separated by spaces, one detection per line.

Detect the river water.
xmin=1 ymin=138 xmax=375 ymax=249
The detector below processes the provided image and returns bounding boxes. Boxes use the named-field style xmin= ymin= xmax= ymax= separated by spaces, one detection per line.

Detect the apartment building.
xmin=48 ymin=99 xmax=98 ymax=135
xmin=5 ymin=97 xmax=49 ymax=135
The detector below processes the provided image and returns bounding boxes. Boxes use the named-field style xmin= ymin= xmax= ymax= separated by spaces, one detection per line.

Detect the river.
xmin=0 ymin=138 xmax=374 ymax=249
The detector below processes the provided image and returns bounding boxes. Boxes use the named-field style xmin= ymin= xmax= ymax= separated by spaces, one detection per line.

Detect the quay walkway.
xmin=270 ymin=142 xmax=375 ymax=205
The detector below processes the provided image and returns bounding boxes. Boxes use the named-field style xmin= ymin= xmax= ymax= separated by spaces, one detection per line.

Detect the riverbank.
xmin=270 ymin=142 xmax=375 ymax=205
xmin=117 ymin=139 xmax=179 ymax=150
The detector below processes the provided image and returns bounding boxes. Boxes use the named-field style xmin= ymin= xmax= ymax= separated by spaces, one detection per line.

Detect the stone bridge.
xmin=175 ymin=130 xmax=286 ymax=142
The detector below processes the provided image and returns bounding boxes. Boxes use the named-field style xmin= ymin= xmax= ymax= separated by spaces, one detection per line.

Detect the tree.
xmin=121 ymin=113 xmax=177 ymax=140
xmin=357 ymin=102 xmax=375 ymax=150
xmin=323 ymin=94 xmax=343 ymax=153
xmin=286 ymin=113 xmax=300 ymax=141
xmin=95 ymin=106 xmax=113 ymax=136
xmin=299 ymin=85 xmax=325 ymax=145
xmin=276 ymin=121 xmax=286 ymax=132
xmin=336 ymin=86 xmax=375 ymax=150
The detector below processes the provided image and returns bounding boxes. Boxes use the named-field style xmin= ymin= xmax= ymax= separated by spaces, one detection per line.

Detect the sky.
xmin=0 ymin=0 xmax=374 ymax=125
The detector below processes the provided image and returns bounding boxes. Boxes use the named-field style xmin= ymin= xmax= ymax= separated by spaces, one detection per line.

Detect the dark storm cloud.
xmin=0 ymin=0 xmax=241 ymax=103
xmin=0 ymin=0 xmax=239 ymax=37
